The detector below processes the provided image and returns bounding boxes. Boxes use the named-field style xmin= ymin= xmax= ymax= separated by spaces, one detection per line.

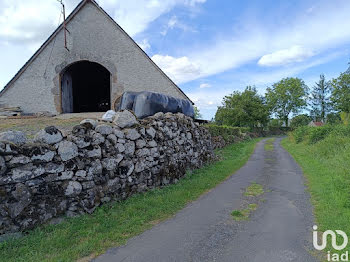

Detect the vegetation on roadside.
xmin=282 ymin=126 xmax=350 ymax=256
xmin=205 ymin=124 xmax=250 ymax=143
xmin=0 ymin=138 xmax=261 ymax=262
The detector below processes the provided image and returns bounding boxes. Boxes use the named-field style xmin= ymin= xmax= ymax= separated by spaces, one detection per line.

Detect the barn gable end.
xmin=0 ymin=0 xmax=191 ymax=114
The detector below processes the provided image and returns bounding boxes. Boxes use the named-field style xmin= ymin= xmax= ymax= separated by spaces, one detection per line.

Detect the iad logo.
xmin=313 ymin=225 xmax=349 ymax=261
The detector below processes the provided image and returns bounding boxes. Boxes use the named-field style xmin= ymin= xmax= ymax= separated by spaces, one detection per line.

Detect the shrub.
xmin=293 ymin=126 xmax=310 ymax=143
xmin=307 ymin=125 xmax=332 ymax=144
xmin=205 ymin=124 xmax=249 ymax=143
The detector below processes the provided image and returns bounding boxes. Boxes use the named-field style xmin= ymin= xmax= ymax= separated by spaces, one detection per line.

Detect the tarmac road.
xmin=93 ymin=138 xmax=319 ymax=262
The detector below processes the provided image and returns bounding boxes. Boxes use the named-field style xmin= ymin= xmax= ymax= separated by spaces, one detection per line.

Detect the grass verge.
xmin=281 ymin=136 xmax=350 ymax=257
xmin=0 ymin=138 xmax=261 ymax=262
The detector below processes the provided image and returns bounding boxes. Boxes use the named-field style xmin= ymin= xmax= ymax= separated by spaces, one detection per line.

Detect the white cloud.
xmin=137 ymin=39 xmax=151 ymax=51
xmin=199 ymin=83 xmax=211 ymax=88
xmin=154 ymin=1 xmax=350 ymax=84
xmin=258 ymin=45 xmax=314 ymax=67
xmin=99 ymin=0 xmax=206 ymax=36
xmin=0 ymin=0 xmax=79 ymax=44
xmin=151 ymin=54 xmax=201 ymax=83
xmin=0 ymin=0 xmax=206 ymax=46
xmin=161 ymin=15 xmax=196 ymax=35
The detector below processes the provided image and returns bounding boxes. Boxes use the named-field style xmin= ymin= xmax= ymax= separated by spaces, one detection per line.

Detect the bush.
xmin=293 ymin=126 xmax=310 ymax=143
xmin=205 ymin=124 xmax=249 ymax=143
xmin=307 ymin=125 xmax=332 ymax=144
xmin=291 ymin=124 xmax=350 ymax=144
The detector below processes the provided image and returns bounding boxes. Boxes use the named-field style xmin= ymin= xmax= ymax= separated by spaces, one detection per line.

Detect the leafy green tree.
xmin=326 ymin=112 xmax=341 ymax=124
xmin=215 ymin=86 xmax=269 ymax=128
xmin=310 ymin=74 xmax=332 ymax=122
xmin=266 ymin=77 xmax=308 ymax=127
xmin=290 ymin=114 xmax=311 ymax=129
xmin=331 ymin=72 xmax=350 ymax=113
xmin=193 ymin=106 xmax=202 ymax=119
xmin=268 ymin=119 xmax=283 ymax=129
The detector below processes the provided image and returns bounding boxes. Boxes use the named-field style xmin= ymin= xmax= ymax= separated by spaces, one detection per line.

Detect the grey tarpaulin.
xmin=116 ymin=91 xmax=194 ymax=119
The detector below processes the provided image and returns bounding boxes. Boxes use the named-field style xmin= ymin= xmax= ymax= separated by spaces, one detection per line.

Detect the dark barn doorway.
xmin=61 ymin=61 xmax=111 ymax=113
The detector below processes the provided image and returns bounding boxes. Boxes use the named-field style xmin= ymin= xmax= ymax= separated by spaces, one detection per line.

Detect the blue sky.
xmin=0 ymin=0 xmax=350 ymax=119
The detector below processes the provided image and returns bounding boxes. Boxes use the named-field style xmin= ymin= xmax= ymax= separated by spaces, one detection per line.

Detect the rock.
xmin=102 ymin=110 xmax=117 ymax=122
xmin=136 ymin=148 xmax=150 ymax=157
xmin=113 ymin=128 xmax=124 ymax=139
xmin=146 ymin=127 xmax=156 ymax=139
xmin=34 ymin=126 xmax=63 ymax=145
xmin=9 ymin=155 xmax=31 ymax=166
xmin=86 ymin=146 xmax=102 ymax=158
xmin=102 ymin=155 xmax=123 ymax=171
xmin=58 ymin=141 xmax=78 ymax=161
xmin=148 ymin=140 xmax=157 ymax=148
xmin=107 ymin=134 xmax=117 ymax=144
xmin=0 ymin=131 xmax=27 ymax=145
xmin=91 ymin=132 xmax=105 ymax=145
xmin=80 ymin=119 xmax=98 ymax=129
xmin=113 ymin=110 xmax=139 ymax=128
xmin=186 ymin=132 xmax=192 ymax=140
xmin=31 ymin=151 xmax=55 ymax=162
xmin=71 ymin=136 xmax=91 ymax=149
xmin=45 ymin=163 xmax=64 ymax=174
xmin=0 ymin=156 xmax=6 ymax=175
xmin=135 ymin=160 xmax=147 ymax=173
xmin=136 ymin=139 xmax=146 ymax=149
xmin=65 ymin=181 xmax=82 ymax=196
xmin=95 ymin=124 xmax=113 ymax=135
xmin=124 ymin=141 xmax=135 ymax=156
xmin=58 ymin=171 xmax=74 ymax=180
xmin=88 ymin=160 xmax=103 ymax=175
xmin=75 ymin=170 xmax=87 ymax=178
xmin=119 ymin=160 xmax=134 ymax=176
xmin=8 ymin=183 xmax=31 ymax=218
xmin=9 ymin=163 xmax=45 ymax=183
xmin=125 ymin=129 xmax=141 ymax=140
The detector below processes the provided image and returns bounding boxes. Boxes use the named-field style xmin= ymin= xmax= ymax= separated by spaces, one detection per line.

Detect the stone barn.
xmin=0 ymin=0 xmax=191 ymax=115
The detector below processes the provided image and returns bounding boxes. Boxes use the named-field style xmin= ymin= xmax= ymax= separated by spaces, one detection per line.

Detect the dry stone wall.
xmin=0 ymin=111 xmax=213 ymax=235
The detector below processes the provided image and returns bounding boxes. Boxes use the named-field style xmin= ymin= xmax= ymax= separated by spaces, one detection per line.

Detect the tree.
xmin=326 ymin=112 xmax=341 ymax=124
xmin=290 ymin=114 xmax=311 ymax=129
xmin=215 ymin=86 xmax=269 ymax=128
xmin=310 ymin=74 xmax=332 ymax=122
xmin=193 ymin=106 xmax=202 ymax=119
xmin=331 ymin=72 xmax=350 ymax=113
xmin=266 ymin=77 xmax=308 ymax=127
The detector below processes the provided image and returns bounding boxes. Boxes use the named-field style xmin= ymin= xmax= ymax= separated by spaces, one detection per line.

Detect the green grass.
xmin=264 ymin=138 xmax=275 ymax=151
xmin=231 ymin=182 xmax=264 ymax=221
xmin=0 ymin=138 xmax=261 ymax=262
xmin=244 ymin=183 xmax=264 ymax=197
xmin=282 ymin=134 xmax=350 ymax=256
xmin=231 ymin=204 xmax=258 ymax=221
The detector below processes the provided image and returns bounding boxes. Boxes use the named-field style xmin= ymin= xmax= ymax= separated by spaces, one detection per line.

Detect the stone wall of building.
xmin=0 ymin=112 xmax=213 ymax=235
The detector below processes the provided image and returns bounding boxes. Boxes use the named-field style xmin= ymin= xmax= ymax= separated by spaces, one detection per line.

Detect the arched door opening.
xmin=61 ymin=61 xmax=111 ymax=113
